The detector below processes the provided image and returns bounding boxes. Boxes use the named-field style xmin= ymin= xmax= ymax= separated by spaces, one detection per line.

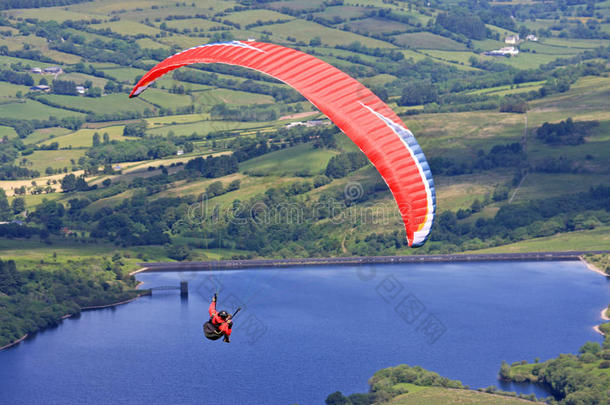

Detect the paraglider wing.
xmin=130 ymin=41 xmax=435 ymax=246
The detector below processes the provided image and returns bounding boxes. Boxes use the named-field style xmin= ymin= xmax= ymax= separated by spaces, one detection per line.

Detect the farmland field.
xmin=162 ymin=19 xmax=228 ymax=32
xmin=265 ymin=0 xmax=328 ymax=12
xmin=25 ymin=149 xmax=86 ymax=172
xmin=240 ymin=143 xmax=339 ymax=176
xmin=251 ymin=20 xmax=396 ymax=47
xmin=60 ymin=73 xmax=108 ymax=88
xmin=99 ymin=67 xmax=149 ymax=84
xmin=223 ymin=9 xmax=293 ymax=26
xmin=25 ymin=127 xmax=73 ymax=144
xmin=36 ymin=94 xmax=154 ymax=115
xmin=39 ymin=126 xmax=138 ymax=148
xmin=388 ymin=388 xmax=535 ymax=404
xmin=0 ymin=82 xmax=30 ymax=98
xmin=346 ymin=17 xmax=409 ymax=35
xmin=312 ymin=5 xmax=368 ymax=20
xmin=145 ymin=119 xmax=272 ymax=137
xmin=0 ymin=99 xmax=85 ymax=120
xmin=0 ymin=125 xmax=17 ymax=139
xmin=196 ymin=88 xmax=275 ymax=106
xmin=393 ymin=32 xmax=468 ymax=50
xmin=139 ymin=89 xmax=194 ymax=110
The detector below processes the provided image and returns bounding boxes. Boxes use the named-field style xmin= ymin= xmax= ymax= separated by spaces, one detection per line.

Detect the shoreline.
xmin=136 ymin=250 xmax=610 ymax=272
xmin=0 ymin=286 xmax=147 ymax=352
xmin=595 ymin=306 xmax=610 ymax=336
xmin=579 ymin=255 xmax=609 ymax=336
xmin=579 ymin=256 xmax=608 ymax=277
xmin=0 ymin=334 xmax=28 ymax=351
xmin=80 ymin=294 xmax=143 ymax=311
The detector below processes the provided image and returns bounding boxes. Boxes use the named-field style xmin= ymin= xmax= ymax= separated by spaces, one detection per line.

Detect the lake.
xmin=0 ymin=261 xmax=608 ymax=404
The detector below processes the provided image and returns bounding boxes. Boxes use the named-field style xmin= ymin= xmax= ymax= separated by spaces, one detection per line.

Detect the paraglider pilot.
xmin=203 ymin=293 xmax=233 ymax=343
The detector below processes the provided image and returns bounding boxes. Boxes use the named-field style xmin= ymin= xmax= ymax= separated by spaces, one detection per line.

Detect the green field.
xmin=95 ymin=20 xmax=162 ymax=37
xmin=393 ymin=32 xmax=467 ymax=50
xmin=312 ymin=5 xmax=368 ymax=20
xmin=0 ymin=99 xmax=85 ymax=120
xmin=60 ymin=73 xmax=108 ymax=89
xmin=25 ymin=127 xmax=73 ymax=145
xmin=388 ymin=388 xmax=532 ymax=404
xmin=0 ymin=237 xmax=170 ymax=271
xmin=135 ymin=38 xmax=171 ymax=50
xmin=139 ymin=88 xmax=194 ymax=110
xmin=25 ymin=149 xmax=86 ymax=172
xmin=469 ymin=226 xmax=610 ymax=253
xmin=99 ymin=66 xmax=149 ymax=84
xmin=39 ymin=126 xmax=138 ymax=148
xmin=224 ymin=9 xmax=293 ymax=26
xmin=0 ymin=82 xmax=31 ymax=98
xmin=510 ymin=172 xmax=610 ymax=202
xmin=359 ymin=74 xmax=399 ymax=88
xmin=240 ymin=143 xmax=339 ymax=176
xmin=519 ymin=41 xmax=584 ymax=55
xmin=4 ymin=7 xmax=95 ymax=22
xmin=196 ymin=88 xmax=275 ymax=106
xmin=145 ymin=119 xmax=271 ymax=137
xmin=145 ymin=113 xmax=211 ymax=126
xmin=434 ymin=171 xmax=512 ymax=212
xmin=0 ymin=125 xmax=18 ymax=139
xmin=265 ymin=0 xmax=327 ymax=12
xmin=162 ymin=19 xmax=227 ymax=32
xmin=37 ymin=94 xmax=153 ymax=115
xmin=466 ymin=81 xmax=545 ymax=96
xmin=346 ymin=17 xmax=409 ymax=35
xmin=252 ymin=19 xmax=395 ymax=47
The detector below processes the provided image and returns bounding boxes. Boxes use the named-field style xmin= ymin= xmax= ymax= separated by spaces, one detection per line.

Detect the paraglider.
xmin=203 ymin=293 xmax=240 ymax=343
xmin=130 ymin=41 xmax=436 ymax=247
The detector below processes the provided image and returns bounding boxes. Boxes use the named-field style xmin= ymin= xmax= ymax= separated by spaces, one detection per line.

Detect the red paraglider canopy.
xmin=130 ymin=41 xmax=435 ymax=246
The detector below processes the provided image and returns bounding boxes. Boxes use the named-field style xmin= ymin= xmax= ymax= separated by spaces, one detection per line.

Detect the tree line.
xmin=0 ymin=258 xmax=138 ymax=348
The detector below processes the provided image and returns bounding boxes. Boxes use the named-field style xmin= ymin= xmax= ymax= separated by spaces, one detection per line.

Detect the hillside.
xmin=0 ymin=0 xmax=608 ymax=264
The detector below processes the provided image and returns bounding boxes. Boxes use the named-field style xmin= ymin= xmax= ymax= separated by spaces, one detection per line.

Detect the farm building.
xmin=485 ymin=46 xmax=519 ymax=57
xmin=43 ymin=66 xmax=62 ymax=74
xmin=29 ymin=84 xmax=50 ymax=92
xmin=505 ymin=35 xmax=519 ymax=44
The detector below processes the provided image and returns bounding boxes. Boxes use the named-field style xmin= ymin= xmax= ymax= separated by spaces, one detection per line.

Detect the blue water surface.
xmin=0 ymin=261 xmax=608 ymax=405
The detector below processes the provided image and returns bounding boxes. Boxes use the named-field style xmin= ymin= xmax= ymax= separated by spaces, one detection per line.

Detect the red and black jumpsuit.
xmin=203 ymin=300 xmax=232 ymax=340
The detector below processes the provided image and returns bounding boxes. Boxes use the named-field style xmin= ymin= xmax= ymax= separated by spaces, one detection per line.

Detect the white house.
xmin=526 ymin=34 xmax=538 ymax=42
xmin=76 ymin=86 xmax=85 ymax=95
xmin=484 ymin=46 xmax=519 ymax=57
xmin=505 ymin=35 xmax=519 ymax=44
